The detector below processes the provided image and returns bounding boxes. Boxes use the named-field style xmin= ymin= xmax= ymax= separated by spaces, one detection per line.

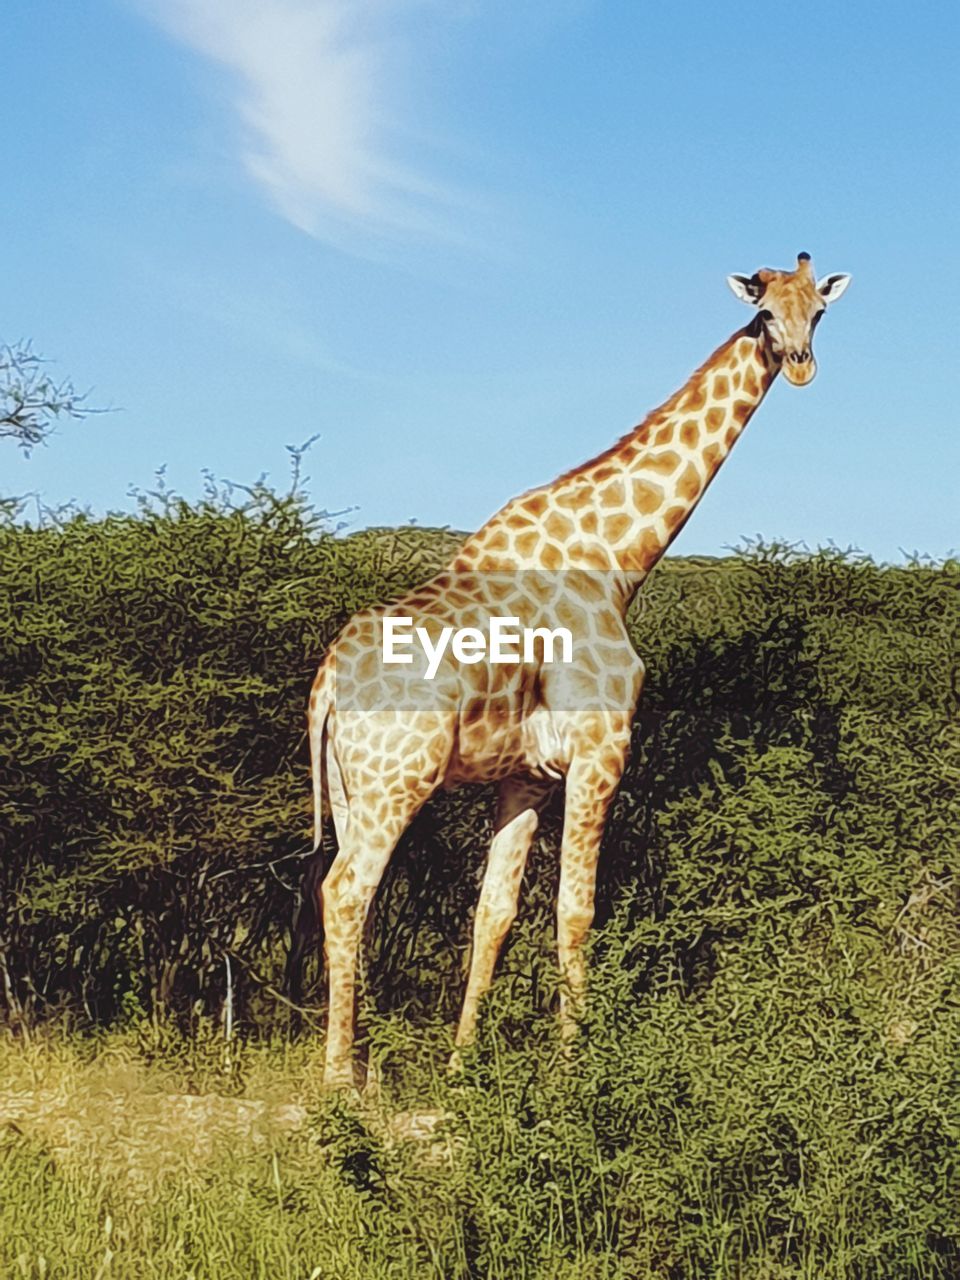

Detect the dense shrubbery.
xmin=0 ymin=478 xmax=460 ymax=1026
xmin=1 ymin=480 xmax=959 ymax=1276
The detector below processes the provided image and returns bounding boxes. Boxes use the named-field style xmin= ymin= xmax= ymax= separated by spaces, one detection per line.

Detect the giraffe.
xmin=303 ymin=253 xmax=851 ymax=1090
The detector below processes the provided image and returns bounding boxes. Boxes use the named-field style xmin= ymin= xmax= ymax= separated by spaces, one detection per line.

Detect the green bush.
xmin=0 ymin=476 xmax=460 ymax=1025
xmin=1 ymin=486 xmax=958 ymax=1034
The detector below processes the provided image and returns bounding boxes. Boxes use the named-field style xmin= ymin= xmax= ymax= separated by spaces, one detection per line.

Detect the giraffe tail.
xmin=309 ymin=675 xmax=331 ymax=855
xmin=285 ymin=669 xmax=336 ymax=1013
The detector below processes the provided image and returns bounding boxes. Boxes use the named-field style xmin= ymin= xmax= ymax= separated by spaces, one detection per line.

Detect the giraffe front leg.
xmin=451 ymin=777 xmax=555 ymax=1067
xmin=557 ymin=741 xmax=630 ymax=1042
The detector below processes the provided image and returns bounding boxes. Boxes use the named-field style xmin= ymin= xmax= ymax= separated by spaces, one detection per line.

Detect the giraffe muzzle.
xmin=782 ymin=349 xmax=817 ymax=386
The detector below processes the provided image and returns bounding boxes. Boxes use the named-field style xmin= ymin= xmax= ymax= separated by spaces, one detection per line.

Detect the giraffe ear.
xmin=817 ymin=273 xmax=852 ymax=304
xmin=727 ymin=274 xmax=763 ymax=305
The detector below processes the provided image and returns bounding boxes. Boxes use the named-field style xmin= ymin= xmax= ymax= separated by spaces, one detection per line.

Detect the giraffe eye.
xmin=811 ymin=309 xmax=826 ymax=327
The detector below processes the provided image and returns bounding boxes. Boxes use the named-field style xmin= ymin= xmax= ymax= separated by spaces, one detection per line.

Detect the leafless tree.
xmin=1 ymin=341 xmax=95 ymax=453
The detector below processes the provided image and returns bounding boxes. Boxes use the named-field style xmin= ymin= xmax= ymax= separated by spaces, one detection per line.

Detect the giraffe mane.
xmin=550 ymin=326 xmax=753 ymax=486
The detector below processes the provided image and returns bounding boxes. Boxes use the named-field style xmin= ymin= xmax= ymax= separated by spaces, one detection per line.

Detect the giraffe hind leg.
xmin=321 ymin=769 xmax=445 ymax=1092
xmin=451 ymin=776 xmax=556 ymax=1065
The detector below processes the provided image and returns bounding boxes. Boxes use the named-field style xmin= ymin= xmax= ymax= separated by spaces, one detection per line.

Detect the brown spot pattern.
xmin=646 ymin=450 xmax=681 ymax=475
xmin=464 ymin=697 xmax=484 ymax=726
xmin=578 ymin=545 xmax=613 ymax=569
xmin=684 ymin=384 xmax=707 ymax=411
xmin=628 ymin=529 xmax=664 ymax=571
xmin=675 ymin=463 xmax=701 ymax=502
xmin=556 ymin=484 xmax=591 ymax=509
xmin=633 ymin=479 xmax=664 ymax=514
xmin=597 ymin=611 xmax=623 ymax=641
xmin=544 ymin=511 xmax=574 ymax=541
xmin=603 ymin=513 xmax=632 ymax=542
xmin=600 ymin=479 xmax=626 ymax=509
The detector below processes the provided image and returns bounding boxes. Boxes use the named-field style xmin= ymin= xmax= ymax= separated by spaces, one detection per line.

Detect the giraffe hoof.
xmin=322 ymin=1067 xmax=360 ymax=1094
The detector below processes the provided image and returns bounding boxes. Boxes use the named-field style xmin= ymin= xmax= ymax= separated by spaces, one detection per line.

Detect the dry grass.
xmin=0 ymin=1032 xmax=307 ymax=1192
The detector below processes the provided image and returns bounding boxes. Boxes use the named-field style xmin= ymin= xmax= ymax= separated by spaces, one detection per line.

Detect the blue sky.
xmin=3 ymin=1 xmax=957 ymax=560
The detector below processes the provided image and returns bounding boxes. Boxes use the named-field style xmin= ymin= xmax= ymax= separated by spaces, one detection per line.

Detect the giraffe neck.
xmin=453 ymin=323 xmax=780 ymax=603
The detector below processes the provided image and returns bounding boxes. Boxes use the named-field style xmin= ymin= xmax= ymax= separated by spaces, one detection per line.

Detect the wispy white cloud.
xmin=138 ymin=0 xmax=460 ymax=244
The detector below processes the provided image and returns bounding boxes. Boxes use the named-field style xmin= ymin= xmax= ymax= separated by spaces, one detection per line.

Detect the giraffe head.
xmin=727 ymin=253 xmax=851 ymax=386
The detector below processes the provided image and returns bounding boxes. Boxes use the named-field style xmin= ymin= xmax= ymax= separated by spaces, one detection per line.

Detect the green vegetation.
xmin=1 ymin=479 xmax=958 ymax=1276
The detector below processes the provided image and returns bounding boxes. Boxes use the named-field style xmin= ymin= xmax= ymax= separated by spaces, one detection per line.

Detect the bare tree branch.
xmin=0 ymin=341 xmax=100 ymax=453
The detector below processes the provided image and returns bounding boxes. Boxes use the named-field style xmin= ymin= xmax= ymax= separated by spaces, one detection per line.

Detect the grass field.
xmin=2 ymin=889 xmax=958 ymax=1280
